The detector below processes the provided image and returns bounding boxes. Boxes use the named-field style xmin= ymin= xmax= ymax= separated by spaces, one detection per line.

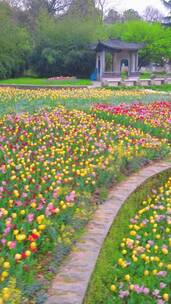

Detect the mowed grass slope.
xmin=0 ymin=77 xmax=92 ymax=86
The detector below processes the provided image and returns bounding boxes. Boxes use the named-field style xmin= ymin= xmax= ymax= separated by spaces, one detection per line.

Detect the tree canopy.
xmin=0 ymin=0 xmax=171 ymax=79
xmin=0 ymin=1 xmax=31 ymax=79
xmin=107 ymin=20 xmax=171 ymax=66
xmin=123 ymin=9 xmax=141 ymax=21
xmin=143 ymin=6 xmax=163 ymax=22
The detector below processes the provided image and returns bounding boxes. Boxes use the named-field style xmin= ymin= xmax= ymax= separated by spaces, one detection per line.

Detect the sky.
xmin=108 ymin=0 xmax=169 ymax=16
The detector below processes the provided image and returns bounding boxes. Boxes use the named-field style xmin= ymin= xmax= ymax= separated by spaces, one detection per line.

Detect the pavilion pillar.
xmin=112 ymin=52 xmax=121 ymax=76
xmin=96 ymin=51 xmax=105 ymax=80
xmin=101 ymin=50 xmax=105 ymax=77
xmin=96 ymin=53 xmax=99 ymax=70
xmin=136 ymin=53 xmax=139 ymax=71
xmin=96 ymin=53 xmax=100 ymax=80
xmin=130 ymin=52 xmax=136 ymax=73
xmin=130 ymin=52 xmax=139 ymax=76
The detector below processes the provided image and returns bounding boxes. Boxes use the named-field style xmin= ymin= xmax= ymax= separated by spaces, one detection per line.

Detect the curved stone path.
xmin=46 ymin=161 xmax=171 ymax=304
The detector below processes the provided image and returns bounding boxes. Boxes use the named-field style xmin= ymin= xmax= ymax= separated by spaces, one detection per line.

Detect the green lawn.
xmin=84 ymin=169 xmax=171 ymax=304
xmin=0 ymin=77 xmax=92 ymax=86
xmin=105 ymin=84 xmax=171 ymax=92
xmin=139 ymin=72 xmax=171 ymax=80
xmin=140 ymin=72 xmax=152 ymax=79
xmin=144 ymin=83 xmax=171 ymax=91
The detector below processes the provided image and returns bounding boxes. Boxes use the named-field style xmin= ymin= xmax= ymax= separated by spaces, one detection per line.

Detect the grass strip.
xmin=0 ymin=77 xmax=92 ymax=86
xmin=84 ymin=169 xmax=171 ymax=304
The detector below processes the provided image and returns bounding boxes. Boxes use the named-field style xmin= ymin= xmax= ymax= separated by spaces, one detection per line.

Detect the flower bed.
xmin=110 ymin=177 xmax=171 ymax=303
xmin=47 ymin=76 xmax=76 ymax=81
xmin=0 ymin=87 xmax=167 ymax=119
xmin=0 ymin=87 xmax=150 ymax=104
xmin=0 ymin=107 xmax=169 ymax=302
xmin=93 ymin=101 xmax=171 ymax=140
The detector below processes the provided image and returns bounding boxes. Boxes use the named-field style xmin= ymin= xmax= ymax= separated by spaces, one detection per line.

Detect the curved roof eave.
xmin=91 ymin=39 xmax=145 ymax=51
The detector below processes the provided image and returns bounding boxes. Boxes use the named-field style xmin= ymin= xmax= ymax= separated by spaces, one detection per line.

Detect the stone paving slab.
xmin=46 ymin=161 xmax=171 ymax=304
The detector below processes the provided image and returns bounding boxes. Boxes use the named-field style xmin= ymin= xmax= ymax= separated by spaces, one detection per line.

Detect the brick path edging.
xmin=46 ymin=161 xmax=171 ymax=304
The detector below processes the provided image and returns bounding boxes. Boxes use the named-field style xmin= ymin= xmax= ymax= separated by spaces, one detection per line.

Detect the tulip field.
xmin=93 ymin=101 xmax=171 ymax=140
xmin=85 ymin=172 xmax=171 ymax=304
xmin=0 ymin=87 xmax=170 ymax=117
xmin=0 ymin=87 xmax=171 ymax=303
xmin=109 ymin=177 xmax=171 ymax=304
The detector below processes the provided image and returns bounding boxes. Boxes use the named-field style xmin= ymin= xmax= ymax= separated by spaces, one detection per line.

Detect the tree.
xmin=162 ymin=0 xmax=171 ymax=10
xmin=162 ymin=0 xmax=171 ymax=25
xmin=31 ymin=10 xmax=102 ymax=77
xmin=64 ymin=49 xmax=95 ymax=77
xmin=94 ymin=0 xmax=108 ymax=20
xmin=8 ymin=0 xmax=72 ymax=17
xmin=123 ymin=9 xmax=141 ymax=21
xmin=7 ymin=0 xmax=47 ymax=28
xmin=7 ymin=0 xmax=72 ymax=29
xmin=68 ymin=0 xmax=99 ymax=18
xmin=144 ymin=6 xmax=163 ymax=22
xmin=0 ymin=1 xmax=31 ymax=79
xmin=107 ymin=20 xmax=171 ymax=66
xmin=47 ymin=0 xmax=72 ymax=14
xmin=104 ymin=9 xmax=122 ymax=24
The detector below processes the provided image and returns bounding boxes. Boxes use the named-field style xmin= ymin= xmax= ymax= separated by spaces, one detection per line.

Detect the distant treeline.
xmin=0 ymin=0 xmax=171 ymax=79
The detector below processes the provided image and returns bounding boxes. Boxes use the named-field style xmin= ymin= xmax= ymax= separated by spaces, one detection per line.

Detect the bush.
xmin=64 ymin=50 xmax=95 ymax=78
xmin=31 ymin=47 xmax=64 ymax=77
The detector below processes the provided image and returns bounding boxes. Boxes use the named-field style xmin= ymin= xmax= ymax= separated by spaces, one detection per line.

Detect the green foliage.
xmin=35 ymin=11 xmax=103 ymax=50
xmin=123 ymin=9 xmax=141 ymax=21
xmin=1 ymin=1 xmax=171 ymax=79
xmin=0 ymin=2 xmax=32 ymax=79
xmin=34 ymin=48 xmax=64 ymax=77
xmin=30 ymin=11 xmax=104 ymax=77
xmin=107 ymin=20 xmax=171 ymax=66
xmin=64 ymin=50 xmax=95 ymax=78
xmin=68 ymin=0 xmax=99 ymax=19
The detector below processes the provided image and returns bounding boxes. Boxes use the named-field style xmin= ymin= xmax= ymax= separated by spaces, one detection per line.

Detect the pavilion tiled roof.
xmin=91 ymin=39 xmax=145 ymax=51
